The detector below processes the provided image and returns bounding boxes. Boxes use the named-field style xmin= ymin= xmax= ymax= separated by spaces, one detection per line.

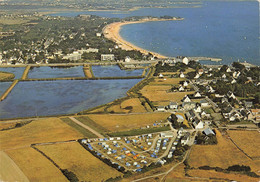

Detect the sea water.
xmin=0 ymin=79 xmax=141 ymax=119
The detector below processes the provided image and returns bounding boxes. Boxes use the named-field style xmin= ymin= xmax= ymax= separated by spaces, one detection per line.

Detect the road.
xmin=69 ymin=117 xmax=104 ymax=138
xmin=0 ymin=61 xmax=158 ymax=68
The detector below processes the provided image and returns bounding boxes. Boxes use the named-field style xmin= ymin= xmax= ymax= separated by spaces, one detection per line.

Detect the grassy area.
xmin=141 ymin=85 xmax=194 ymax=103
xmin=164 ymin=164 xmax=186 ymax=180
xmin=108 ymin=126 xmax=171 ymax=137
xmin=36 ymin=142 xmax=122 ymax=181
xmin=227 ymin=120 xmax=254 ymax=125
xmin=107 ymin=98 xmax=147 ymax=113
xmin=151 ymin=78 xmax=186 ymax=85
xmin=139 ymin=77 xmax=195 ymax=104
xmin=0 ymin=18 xmax=29 ymax=25
xmin=227 ymin=130 xmax=260 ymax=158
xmin=0 ymin=72 xmax=15 ymax=80
xmin=211 ymin=113 xmax=223 ymax=121
xmin=204 ymin=107 xmax=214 ymax=114
xmin=83 ymin=65 xmax=94 ymax=78
xmin=0 ymin=118 xmax=83 ymax=150
xmin=6 ymin=148 xmax=68 ymax=181
xmin=87 ymin=113 xmax=171 ymax=132
xmin=88 ymin=105 xmax=107 ymax=113
xmin=60 ymin=117 xmax=97 ymax=138
xmin=161 ymin=68 xmax=195 ymax=75
xmin=75 ymin=116 xmax=109 ymax=134
xmin=188 ymin=130 xmax=260 ymax=175
xmin=125 ymin=161 xmax=179 ymax=182
xmin=175 ymin=112 xmax=190 ymax=128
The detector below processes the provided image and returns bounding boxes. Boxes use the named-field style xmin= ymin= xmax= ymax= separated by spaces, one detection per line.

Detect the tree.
xmin=220 ymin=65 xmax=228 ymax=72
xmin=232 ymin=62 xmax=245 ymax=70
xmin=62 ymin=169 xmax=79 ymax=182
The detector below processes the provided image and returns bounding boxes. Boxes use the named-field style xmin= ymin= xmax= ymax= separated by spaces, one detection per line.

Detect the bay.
xmin=50 ymin=1 xmax=259 ymax=65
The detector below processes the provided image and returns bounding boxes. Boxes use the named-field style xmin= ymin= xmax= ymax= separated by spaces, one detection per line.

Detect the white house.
xmin=227 ymin=91 xmax=236 ymax=99
xmin=101 ymin=54 xmax=115 ymax=61
xmin=206 ymin=85 xmax=215 ymax=93
xmin=182 ymin=57 xmax=189 ymax=65
xmin=169 ymin=102 xmax=178 ymax=109
xmin=194 ymin=105 xmax=202 ymax=113
xmin=183 ymin=81 xmax=189 ymax=87
xmin=180 ymin=72 xmax=185 ymax=78
xmin=157 ymin=106 xmax=165 ymax=112
xmin=201 ymin=111 xmax=207 ymax=117
xmin=222 ymin=74 xmax=227 ymax=79
xmin=182 ymin=102 xmax=196 ymax=110
xmin=125 ymin=56 xmax=131 ymax=62
xmin=63 ymin=51 xmax=81 ymax=61
xmin=194 ymin=73 xmax=200 ymax=79
xmin=159 ymin=73 xmax=164 ymax=78
xmin=160 ymin=131 xmax=174 ymax=138
xmin=198 ymin=69 xmax=204 ymax=75
xmin=192 ymin=119 xmax=204 ymax=129
xmin=207 ymin=73 xmax=213 ymax=77
xmin=194 ymin=92 xmax=202 ymax=98
xmin=181 ymin=132 xmax=190 ymax=145
xmin=178 ymin=127 xmax=184 ymax=136
xmin=231 ymin=79 xmax=237 ymax=84
xmin=226 ymin=68 xmax=232 ymax=72
xmin=203 ymin=128 xmax=215 ymax=136
xmin=96 ymin=33 xmax=102 ymax=37
xmin=179 ymin=86 xmax=185 ymax=92
xmin=182 ymin=95 xmax=191 ymax=102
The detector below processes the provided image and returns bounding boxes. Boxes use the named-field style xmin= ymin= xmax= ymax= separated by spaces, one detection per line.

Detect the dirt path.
xmin=69 ymin=117 xmax=104 ymax=138
xmin=0 ymin=151 xmax=29 ymax=182
xmin=131 ymin=147 xmax=192 ymax=182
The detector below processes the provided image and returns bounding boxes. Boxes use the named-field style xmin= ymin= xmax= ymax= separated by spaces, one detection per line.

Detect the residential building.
xmin=203 ymin=128 xmax=215 ymax=136
xmin=101 ymin=54 xmax=115 ymax=61
xmin=157 ymin=106 xmax=165 ymax=112
xmin=180 ymin=72 xmax=185 ymax=78
xmin=125 ymin=56 xmax=131 ymax=62
xmin=182 ymin=57 xmax=189 ymax=65
xmin=182 ymin=95 xmax=191 ymax=102
xmin=182 ymin=102 xmax=196 ymax=110
xmin=194 ymin=92 xmax=202 ymax=98
xmin=183 ymin=81 xmax=189 ymax=87
xmin=198 ymin=69 xmax=204 ymax=75
xmin=200 ymin=100 xmax=209 ymax=107
xmin=194 ymin=73 xmax=200 ymax=79
xmin=160 ymin=132 xmax=174 ymax=138
xmin=179 ymin=86 xmax=184 ymax=92
xmin=168 ymin=102 xmax=178 ymax=110
xmin=192 ymin=118 xmax=204 ymax=129
xmin=181 ymin=132 xmax=190 ymax=145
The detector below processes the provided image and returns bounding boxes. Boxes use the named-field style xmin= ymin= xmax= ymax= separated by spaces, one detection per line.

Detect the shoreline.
xmin=103 ymin=18 xmax=183 ymax=59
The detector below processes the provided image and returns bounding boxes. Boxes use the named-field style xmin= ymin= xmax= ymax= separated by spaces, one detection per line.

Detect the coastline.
xmin=103 ymin=18 xmax=183 ymax=59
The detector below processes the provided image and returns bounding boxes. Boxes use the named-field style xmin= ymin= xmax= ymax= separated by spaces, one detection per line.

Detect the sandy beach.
xmin=103 ymin=19 xmax=183 ymax=59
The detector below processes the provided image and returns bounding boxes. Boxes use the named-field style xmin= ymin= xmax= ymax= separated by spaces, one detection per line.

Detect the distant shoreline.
xmin=103 ymin=18 xmax=183 ymax=59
